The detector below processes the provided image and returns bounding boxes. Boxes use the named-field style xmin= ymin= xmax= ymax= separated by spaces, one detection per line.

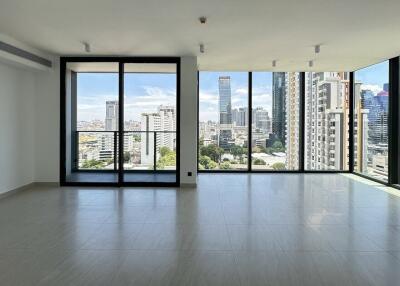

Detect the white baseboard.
xmin=0 ymin=182 xmax=36 ymax=200
xmin=180 ymin=183 xmax=197 ymax=188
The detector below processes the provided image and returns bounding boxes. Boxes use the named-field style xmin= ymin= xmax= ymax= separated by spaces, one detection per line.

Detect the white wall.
xmin=0 ymin=61 xmax=36 ymax=194
xmin=180 ymin=57 xmax=198 ymax=186
xmin=34 ymin=59 xmax=60 ymax=182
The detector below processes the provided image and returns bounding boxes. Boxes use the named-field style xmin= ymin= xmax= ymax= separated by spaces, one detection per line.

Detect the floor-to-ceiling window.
xmin=251 ymin=72 xmax=300 ymax=170
xmin=304 ymin=72 xmax=350 ymax=171
xmin=198 ymin=71 xmax=300 ymax=171
xmin=198 ymin=72 xmax=248 ymax=170
xmin=354 ymin=60 xmax=389 ymax=182
xmin=61 ymin=58 xmax=180 ymax=186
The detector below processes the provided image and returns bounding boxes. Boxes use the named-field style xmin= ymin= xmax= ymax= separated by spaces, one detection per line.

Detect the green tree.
xmin=272 ymin=162 xmax=286 ymax=170
xmin=81 ymin=159 xmax=105 ymax=169
xmin=220 ymin=161 xmax=231 ymax=170
xmin=253 ymin=158 xmax=266 ymax=165
xmin=272 ymin=141 xmax=283 ymax=149
xmin=159 ymin=146 xmax=172 ymax=157
xmin=199 ymin=155 xmax=217 ymax=169
xmin=157 ymin=151 xmax=176 ymax=170
xmin=199 ymin=136 xmax=205 ymax=148
xmin=231 ymin=145 xmax=244 ymax=158
xmin=200 ymin=144 xmax=223 ymax=163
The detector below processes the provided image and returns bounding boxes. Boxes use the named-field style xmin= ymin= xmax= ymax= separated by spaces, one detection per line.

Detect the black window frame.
xmin=197 ymin=58 xmax=400 ymax=189
xmin=60 ymin=56 xmax=181 ymax=187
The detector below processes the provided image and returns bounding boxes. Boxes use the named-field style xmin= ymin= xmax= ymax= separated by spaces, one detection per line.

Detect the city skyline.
xmin=77 ymin=73 xmax=176 ymax=122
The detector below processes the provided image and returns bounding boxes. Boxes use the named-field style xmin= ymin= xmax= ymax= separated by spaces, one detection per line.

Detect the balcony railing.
xmin=75 ymin=130 xmax=176 ymax=171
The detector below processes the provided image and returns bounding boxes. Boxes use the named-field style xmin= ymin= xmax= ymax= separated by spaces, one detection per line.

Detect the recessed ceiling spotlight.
xmin=199 ymin=16 xmax=207 ymax=24
xmin=309 ymin=60 xmax=314 ymax=68
xmin=315 ymin=44 xmax=320 ymax=54
xmin=83 ymin=42 xmax=91 ymax=53
xmin=272 ymin=60 xmax=277 ymax=67
xmin=200 ymin=43 xmax=205 ymax=53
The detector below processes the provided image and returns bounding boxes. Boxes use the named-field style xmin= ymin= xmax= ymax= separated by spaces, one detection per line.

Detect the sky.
xmin=77 ymin=71 xmax=272 ymax=123
xmin=77 ymin=61 xmax=389 ymax=123
xmin=199 ymin=72 xmax=273 ymax=122
xmin=77 ymin=73 xmax=176 ymax=122
xmin=355 ymin=60 xmax=389 ymax=93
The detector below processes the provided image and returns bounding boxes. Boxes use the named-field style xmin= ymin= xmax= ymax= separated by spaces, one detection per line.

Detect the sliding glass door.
xmin=122 ymin=63 xmax=178 ymax=183
xmin=61 ymin=58 xmax=180 ymax=186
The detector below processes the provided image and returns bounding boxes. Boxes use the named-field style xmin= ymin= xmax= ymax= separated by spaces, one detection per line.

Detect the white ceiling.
xmin=67 ymin=62 xmax=176 ymax=73
xmin=1 ymin=0 xmax=400 ymax=71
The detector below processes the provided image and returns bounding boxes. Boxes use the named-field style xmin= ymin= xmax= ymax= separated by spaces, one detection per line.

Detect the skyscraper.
xmin=140 ymin=105 xmax=176 ymax=166
xmin=100 ymin=100 xmax=119 ymax=162
xmin=362 ymin=89 xmax=388 ymax=144
xmin=218 ymin=76 xmax=233 ymax=149
xmin=285 ymin=72 xmax=300 ymax=170
xmin=272 ymin=73 xmax=286 ymax=145
xmin=105 ymin=101 xmax=119 ymax=131
xmin=305 ymin=72 xmax=349 ymax=170
xmin=253 ymin=107 xmax=271 ymax=133
xmin=354 ymin=82 xmax=369 ymax=173
xmin=232 ymin=107 xmax=247 ymax=127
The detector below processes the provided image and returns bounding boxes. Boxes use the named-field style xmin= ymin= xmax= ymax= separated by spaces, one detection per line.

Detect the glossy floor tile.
xmin=0 ymin=174 xmax=400 ymax=285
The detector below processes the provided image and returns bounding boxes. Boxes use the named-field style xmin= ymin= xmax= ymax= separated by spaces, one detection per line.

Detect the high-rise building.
xmin=253 ymin=107 xmax=271 ymax=133
xmin=272 ymin=72 xmax=286 ymax=145
xmin=99 ymin=101 xmax=119 ymax=162
xmin=232 ymin=107 xmax=247 ymax=127
xmin=305 ymin=72 xmax=350 ymax=170
xmin=219 ymin=76 xmax=232 ymax=124
xmin=105 ymin=101 xmax=119 ymax=131
xmin=354 ymin=82 xmax=369 ymax=173
xmin=140 ymin=105 xmax=176 ymax=166
xmin=218 ymin=76 xmax=233 ymax=149
xmin=285 ymin=72 xmax=300 ymax=170
xmin=362 ymin=89 xmax=388 ymax=144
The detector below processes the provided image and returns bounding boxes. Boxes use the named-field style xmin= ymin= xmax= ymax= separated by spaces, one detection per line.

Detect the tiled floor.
xmin=0 ymin=173 xmax=400 ymax=285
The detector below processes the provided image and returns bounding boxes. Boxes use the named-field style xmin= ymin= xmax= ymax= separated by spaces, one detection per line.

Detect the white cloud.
xmin=360 ymin=84 xmax=382 ymax=94
xmin=235 ymin=88 xmax=248 ymax=95
xmin=199 ymin=91 xmax=218 ymax=102
xmin=77 ymin=86 xmax=178 ymax=122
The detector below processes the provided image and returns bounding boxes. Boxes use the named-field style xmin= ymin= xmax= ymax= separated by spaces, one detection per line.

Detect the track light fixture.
xmin=200 ymin=43 xmax=205 ymax=53
xmin=272 ymin=60 xmax=277 ymax=67
xmin=83 ymin=42 xmax=91 ymax=53
xmin=309 ymin=60 xmax=314 ymax=68
xmin=199 ymin=16 xmax=207 ymax=24
xmin=315 ymin=44 xmax=320 ymax=54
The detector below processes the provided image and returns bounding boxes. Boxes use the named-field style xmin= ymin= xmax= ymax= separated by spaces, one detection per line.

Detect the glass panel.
xmin=354 ymin=61 xmax=389 ymax=181
xmin=123 ymin=63 xmax=177 ymax=183
xmin=77 ymin=131 xmax=118 ymax=170
xmin=199 ymin=72 xmax=248 ymax=170
xmin=76 ymin=71 xmax=119 ymax=171
xmin=251 ymin=72 xmax=300 ymax=170
xmin=65 ymin=62 xmax=119 ymax=183
xmin=304 ymin=72 xmax=350 ymax=170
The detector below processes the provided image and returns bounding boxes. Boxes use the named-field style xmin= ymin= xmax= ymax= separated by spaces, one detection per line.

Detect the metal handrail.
xmin=75 ymin=130 xmax=176 ymax=171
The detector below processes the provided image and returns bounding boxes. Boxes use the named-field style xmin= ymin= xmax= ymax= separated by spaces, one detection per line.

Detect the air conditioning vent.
xmin=0 ymin=40 xmax=52 ymax=68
